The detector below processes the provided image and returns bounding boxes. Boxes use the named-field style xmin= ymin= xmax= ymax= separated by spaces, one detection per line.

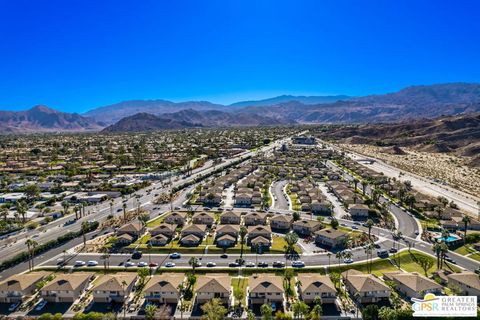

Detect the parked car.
xmin=389 ymin=247 xmax=398 ymax=253
xmin=207 ymin=262 xmax=216 ymax=267
xmin=291 ymin=261 xmax=305 ymax=268
xmin=344 ymin=258 xmax=354 ymax=264
xmin=257 ymin=262 xmax=268 ymax=267
xmin=220 ymin=254 xmax=228 ymax=259
xmin=138 ymin=262 xmax=148 ymax=267
xmin=229 ymin=262 xmax=240 ymax=267
xmin=125 ymin=262 xmax=136 ymax=267
xmin=165 ymin=262 xmax=175 ymax=267
xmin=377 ymin=249 xmax=389 ymax=258
xmin=245 ymin=261 xmax=255 ymax=267
xmin=149 ymin=262 xmax=159 ymax=268
xmin=273 ymin=261 xmax=285 ymax=268
xmin=8 ymin=301 xmax=21 ymax=312
xmin=35 ymin=299 xmax=47 ymax=311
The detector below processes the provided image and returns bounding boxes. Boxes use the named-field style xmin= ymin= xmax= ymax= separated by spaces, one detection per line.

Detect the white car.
xmin=87 ymin=260 xmax=98 ymax=266
xmin=165 ymin=262 xmax=175 ymax=267
xmin=74 ymin=260 xmax=86 ymax=267
xmin=138 ymin=261 xmax=148 ymax=267
xmin=291 ymin=261 xmax=305 ymax=268
xmin=169 ymin=252 xmax=181 ymax=259
xmin=206 ymin=262 xmax=216 ymax=267
xmin=344 ymin=258 xmax=354 ymax=264
xmin=245 ymin=261 xmax=255 ymax=267
xmin=125 ymin=261 xmax=136 ymax=267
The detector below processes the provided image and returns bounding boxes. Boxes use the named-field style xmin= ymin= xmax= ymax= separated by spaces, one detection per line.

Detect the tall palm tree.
xmin=364 ymin=244 xmax=373 ymax=273
xmin=189 ymin=257 xmax=199 ymax=275
xmin=25 ymin=238 xmax=38 ymax=271
xmin=335 ymin=251 xmax=344 ymax=267
xmin=101 ymin=246 xmax=110 ymax=273
xmin=239 ymin=226 xmax=247 ymax=264
xmin=81 ymin=221 xmax=89 ymax=247
xmin=16 ymin=200 xmax=27 ymax=223
xmin=365 ymin=219 xmax=374 ymax=240
xmin=432 ymin=243 xmax=442 ymax=270
xmin=327 ymin=252 xmax=332 ymax=270
xmin=462 ymin=215 xmax=471 ymax=244
xmin=61 ymin=200 xmax=70 ymax=217
xmin=122 ymin=203 xmax=127 ymax=222
xmin=439 ymin=242 xmax=449 ymax=269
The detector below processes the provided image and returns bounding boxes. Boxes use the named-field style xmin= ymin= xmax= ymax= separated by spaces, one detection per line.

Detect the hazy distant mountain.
xmin=83 ymin=99 xmax=226 ymax=124
xmin=229 ymin=95 xmax=351 ymax=108
xmin=102 ymin=108 xmax=291 ymax=132
xmin=0 ymin=105 xmax=102 ymax=134
xmin=101 ymin=112 xmax=198 ymax=132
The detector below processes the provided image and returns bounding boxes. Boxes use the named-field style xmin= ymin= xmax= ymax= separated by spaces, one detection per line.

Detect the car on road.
xmin=169 ymin=252 xmax=181 ymax=259
xmin=132 ymin=251 xmax=142 ymax=259
xmin=87 ymin=260 xmax=98 ymax=266
xmin=377 ymin=249 xmax=389 ymax=258
xmin=149 ymin=262 xmax=159 ymax=268
xmin=35 ymin=299 xmax=47 ymax=311
xmin=8 ymin=301 xmax=21 ymax=312
xmin=125 ymin=262 xmax=136 ymax=267
xmin=206 ymin=262 xmax=216 ymax=267
xmin=351 ymin=226 xmax=359 ymax=230
xmin=56 ymin=258 xmax=65 ymax=265
xmin=138 ymin=262 xmax=148 ymax=267
xmin=220 ymin=254 xmax=228 ymax=258
xmin=257 ymin=262 xmax=268 ymax=267
xmin=291 ymin=261 xmax=305 ymax=268
xmin=341 ymin=223 xmax=347 ymax=227
xmin=245 ymin=261 xmax=255 ymax=267
xmin=343 ymin=258 xmax=354 ymax=264
xmin=273 ymin=261 xmax=285 ymax=268
xmin=117 ymin=208 xmax=122 ymax=212
xmin=414 ymin=231 xmax=420 ymax=235
xmin=74 ymin=260 xmax=86 ymax=267
xmin=229 ymin=262 xmax=240 ymax=267
xmin=165 ymin=262 xmax=175 ymax=267
xmin=389 ymin=247 xmax=398 ymax=253
xmin=353 ymin=221 xmax=360 ymax=225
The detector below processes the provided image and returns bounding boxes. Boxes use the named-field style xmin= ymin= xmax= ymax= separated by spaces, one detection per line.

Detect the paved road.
xmin=271 ymin=180 xmax=289 ymax=210
xmin=326 ymin=160 xmax=420 ymax=239
xmin=41 ymin=214 xmax=480 ymax=272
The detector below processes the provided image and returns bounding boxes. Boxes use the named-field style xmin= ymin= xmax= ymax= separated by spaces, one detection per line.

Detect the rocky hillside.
xmin=0 ymin=105 xmax=102 ymax=134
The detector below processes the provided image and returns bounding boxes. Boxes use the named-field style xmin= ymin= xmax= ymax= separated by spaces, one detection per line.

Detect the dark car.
xmin=258 ymin=262 xmax=269 ymax=267
xmin=229 ymin=262 xmax=240 ymax=267
xmin=389 ymin=247 xmax=398 ymax=253
xmin=220 ymin=254 xmax=228 ymax=259
xmin=132 ymin=251 xmax=142 ymax=259
xmin=273 ymin=261 xmax=285 ymax=268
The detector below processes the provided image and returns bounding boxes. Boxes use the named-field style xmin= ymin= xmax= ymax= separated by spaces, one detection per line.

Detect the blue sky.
xmin=0 ymin=0 xmax=479 ymax=113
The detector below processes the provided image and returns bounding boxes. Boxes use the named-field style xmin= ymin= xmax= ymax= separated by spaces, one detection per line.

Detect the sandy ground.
xmin=339 ymin=144 xmax=480 ymax=197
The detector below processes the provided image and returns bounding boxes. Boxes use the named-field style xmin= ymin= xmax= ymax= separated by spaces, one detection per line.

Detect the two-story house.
xmin=0 ymin=272 xmax=48 ymax=303
xmin=296 ymin=274 xmax=337 ymax=304
xmin=195 ymin=274 xmax=232 ymax=305
xmin=248 ymin=274 xmax=284 ymax=305
xmin=292 ymin=219 xmax=323 ymax=236
xmin=92 ymin=273 xmax=138 ymax=303
xmin=383 ymin=272 xmax=442 ymax=299
xmin=41 ymin=273 xmax=93 ymax=303
xmin=341 ymin=270 xmax=391 ymax=304
xmin=144 ymin=274 xmax=185 ymax=304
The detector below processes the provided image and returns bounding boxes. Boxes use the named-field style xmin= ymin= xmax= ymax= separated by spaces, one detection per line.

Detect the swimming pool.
xmin=435 ymin=234 xmax=461 ymax=243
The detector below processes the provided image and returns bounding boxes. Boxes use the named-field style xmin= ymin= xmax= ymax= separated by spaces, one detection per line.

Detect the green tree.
xmin=330 ymin=217 xmax=339 ymax=229
xmin=292 ymin=300 xmax=309 ymax=320
xmin=201 ymin=298 xmax=227 ymax=320
xmin=417 ymin=256 xmax=434 ymax=276
xmin=261 ymin=303 xmax=273 ymax=320
xmin=462 ymin=215 xmax=471 ymax=244
xmin=284 ymin=232 xmax=299 ymax=255
xmin=145 ymin=304 xmax=157 ymax=320
xmin=365 ymin=219 xmax=374 ymax=240
xmin=189 ymin=257 xmax=199 ymax=275
xmin=239 ymin=225 xmax=248 ymax=264
xmin=363 ymin=304 xmax=379 ymax=320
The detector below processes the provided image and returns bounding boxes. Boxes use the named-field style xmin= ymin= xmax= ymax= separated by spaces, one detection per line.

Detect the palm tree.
xmin=25 ymin=238 xmax=38 ymax=271
xmin=365 ymin=219 xmax=374 ymax=240
xmin=109 ymin=199 xmax=114 ymax=216
xmin=101 ymin=246 xmax=110 ymax=273
xmin=145 ymin=304 xmax=157 ymax=320
xmin=201 ymin=298 xmax=227 ymax=320
xmin=189 ymin=257 xmax=199 ymax=275
xmin=335 ymin=251 xmax=344 ymax=267
xmin=462 ymin=215 xmax=471 ymax=244
xmin=364 ymin=244 xmax=373 ymax=273
xmin=0 ymin=205 xmax=8 ymax=222
xmin=284 ymin=231 xmax=299 ymax=256
xmin=122 ymin=203 xmax=127 ymax=222
xmin=439 ymin=242 xmax=449 ymax=269
xmin=353 ymin=178 xmax=359 ymax=191
xmin=239 ymin=226 xmax=247 ymax=264
xmin=310 ymin=296 xmax=322 ymax=320
xmin=81 ymin=221 xmax=89 ymax=247
xmin=343 ymin=250 xmax=353 ymax=262
xmin=432 ymin=243 xmax=442 ymax=270
xmin=16 ymin=200 xmax=27 ymax=223
xmin=61 ymin=200 xmax=70 ymax=217
xmin=327 ymin=252 xmax=332 ymax=270
xmin=260 ymin=303 xmax=273 ymax=320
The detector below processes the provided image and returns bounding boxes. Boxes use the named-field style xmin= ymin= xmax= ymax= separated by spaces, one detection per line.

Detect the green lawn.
xmin=232 ymin=277 xmax=248 ymax=306
xmin=454 ymin=245 xmax=476 ymax=255
xmin=271 ymin=235 xmax=301 ymax=254
xmin=146 ymin=214 xmax=167 ymax=227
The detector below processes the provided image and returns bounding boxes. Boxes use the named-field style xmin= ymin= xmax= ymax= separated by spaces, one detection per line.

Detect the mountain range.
xmin=1 ymin=83 xmax=480 ymax=133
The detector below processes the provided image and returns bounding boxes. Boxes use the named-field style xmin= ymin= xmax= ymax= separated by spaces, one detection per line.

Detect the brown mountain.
xmin=0 ymin=105 xmax=102 ymax=134
xmin=318 ymin=112 xmax=480 ymax=165
xmin=101 ymin=112 xmax=198 ymax=132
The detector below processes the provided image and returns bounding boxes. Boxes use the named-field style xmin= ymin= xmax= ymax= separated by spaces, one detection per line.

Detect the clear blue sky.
xmin=1 ymin=0 xmax=479 ymax=113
